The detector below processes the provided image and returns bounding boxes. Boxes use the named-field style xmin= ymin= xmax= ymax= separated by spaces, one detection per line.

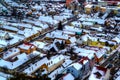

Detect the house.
xmin=70 ymin=21 xmax=82 ymax=28
xmin=79 ymin=57 xmax=91 ymax=75
xmin=82 ymin=21 xmax=94 ymax=27
xmin=63 ymin=31 xmax=75 ymax=36
xmin=18 ymin=42 xmax=36 ymax=54
xmin=45 ymin=30 xmax=77 ymax=44
xmin=100 ymin=7 xmax=106 ymax=13
xmin=48 ymin=66 xmax=64 ymax=80
xmin=23 ymin=55 xmax=64 ymax=75
xmin=103 ymin=41 xmax=118 ymax=51
xmin=67 ymin=62 xmax=83 ymax=79
xmin=3 ymin=48 xmax=20 ymax=61
xmin=89 ymin=66 xmax=108 ymax=80
xmin=78 ymin=52 xmax=95 ymax=70
xmin=0 ymin=53 xmax=29 ymax=69
xmin=32 ymin=41 xmax=47 ymax=50
xmin=64 ymin=25 xmax=82 ymax=34
xmin=62 ymin=57 xmax=73 ymax=68
xmin=47 ymin=55 xmax=64 ymax=73
xmin=43 ymin=39 xmax=65 ymax=52
xmin=0 ymin=32 xmax=12 ymax=40
xmin=45 ymin=30 xmax=69 ymax=40
xmin=0 ymin=25 xmax=18 ymax=33
xmin=85 ymin=4 xmax=93 ymax=14
xmin=99 ymin=39 xmax=107 ymax=46
xmin=89 ymin=47 xmax=107 ymax=63
xmin=39 ymin=16 xmax=58 ymax=25
xmin=61 ymin=73 xmax=75 ymax=80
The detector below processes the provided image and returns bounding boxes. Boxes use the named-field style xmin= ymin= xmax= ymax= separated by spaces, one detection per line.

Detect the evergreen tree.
xmin=58 ymin=21 xmax=63 ymax=30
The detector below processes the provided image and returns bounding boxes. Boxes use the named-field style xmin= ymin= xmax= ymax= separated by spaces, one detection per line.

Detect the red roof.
xmin=24 ymin=42 xmax=35 ymax=48
xmin=79 ymin=57 xmax=89 ymax=64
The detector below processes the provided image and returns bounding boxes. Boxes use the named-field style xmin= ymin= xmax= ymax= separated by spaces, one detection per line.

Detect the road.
xmin=0 ymin=14 xmax=80 ymax=79
xmin=100 ymin=50 xmax=118 ymax=67
xmin=84 ymin=46 xmax=120 ymax=80
xmin=14 ymin=15 xmax=79 ymax=72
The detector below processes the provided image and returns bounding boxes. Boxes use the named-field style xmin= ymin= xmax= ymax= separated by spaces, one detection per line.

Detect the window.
xmin=72 ymin=70 xmax=73 ymax=73
xmin=49 ymin=62 xmax=50 ymax=65
xmin=67 ymin=69 xmax=70 ymax=72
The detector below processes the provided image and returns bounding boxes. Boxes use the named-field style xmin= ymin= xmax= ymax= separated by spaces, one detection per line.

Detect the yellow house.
xmin=99 ymin=39 xmax=106 ymax=46
xmin=0 ymin=48 xmax=3 ymax=52
xmin=100 ymin=7 xmax=106 ymax=13
xmin=85 ymin=4 xmax=93 ymax=14
xmin=94 ymin=5 xmax=100 ymax=12
xmin=18 ymin=43 xmax=36 ymax=54
xmin=90 ymin=41 xmax=99 ymax=46
xmin=40 ymin=64 xmax=48 ymax=72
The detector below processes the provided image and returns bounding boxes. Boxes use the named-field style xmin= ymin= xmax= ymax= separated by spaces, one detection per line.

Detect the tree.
xmin=58 ymin=21 xmax=63 ymax=30
xmin=11 ymin=8 xmax=17 ymax=17
xmin=105 ymin=41 xmax=109 ymax=46
xmin=7 ymin=74 xmax=31 ymax=80
xmin=60 ymin=41 xmax=65 ymax=49
xmin=46 ymin=50 xmax=51 ymax=60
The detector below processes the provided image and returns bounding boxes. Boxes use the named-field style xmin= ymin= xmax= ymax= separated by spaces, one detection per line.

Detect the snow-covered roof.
xmin=73 ymin=47 xmax=95 ymax=54
xmin=4 ymin=0 xmax=19 ymax=7
xmin=88 ymin=47 xmax=106 ymax=59
xmin=17 ymin=28 xmax=39 ymax=37
xmin=31 ymin=4 xmax=42 ymax=10
xmin=0 ymin=72 xmax=11 ymax=80
xmin=62 ymin=59 xmax=73 ymax=68
xmin=24 ymin=55 xmax=64 ymax=75
xmin=78 ymin=52 xmax=94 ymax=60
xmin=63 ymin=73 xmax=75 ymax=80
xmin=112 ymin=37 xmax=120 ymax=44
xmin=63 ymin=31 xmax=75 ymax=35
xmin=69 ymin=37 xmax=76 ymax=43
xmin=116 ymin=76 xmax=120 ymax=80
xmin=0 ymin=53 xmax=29 ymax=69
xmin=48 ymin=55 xmax=64 ymax=67
xmin=31 ymin=51 xmax=46 ymax=57
xmin=108 ymin=41 xmax=117 ymax=45
xmin=48 ymin=66 xmax=64 ymax=80
xmin=71 ymin=21 xmax=81 ymax=26
xmin=39 ymin=16 xmax=58 ymax=24
xmin=3 ymin=48 xmax=20 ymax=60
xmin=8 ymin=23 xmax=32 ymax=28
xmin=89 ymin=66 xmax=107 ymax=80
xmin=0 ymin=76 xmax=7 ymax=80
xmin=70 ymin=62 xmax=82 ymax=71
xmin=0 ymin=3 xmax=7 ymax=11
xmin=64 ymin=25 xmax=82 ymax=33
xmin=54 ymin=16 xmax=67 ymax=21
xmin=99 ymin=39 xmax=107 ymax=42
xmin=0 ymin=32 xmax=23 ymax=47
xmin=18 ymin=43 xmax=35 ymax=50
xmin=81 ymin=34 xmax=90 ymax=42
xmin=32 ymin=41 xmax=47 ymax=49
xmin=2 ymin=25 xmax=18 ymax=32
xmin=23 ymin=57 xmax=48 ymax=75
xmin=114 ymin=69 xmax=120 ymax=80
xmin=82 ymin=22 xmax=94 ymax=26
xmin=85 ymin=4 xmax=93 ymax=8
xmin=45 ymin=30 xmax=69 ymax=40
xmin=79 ymin=18 xmax=105 ymax=24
